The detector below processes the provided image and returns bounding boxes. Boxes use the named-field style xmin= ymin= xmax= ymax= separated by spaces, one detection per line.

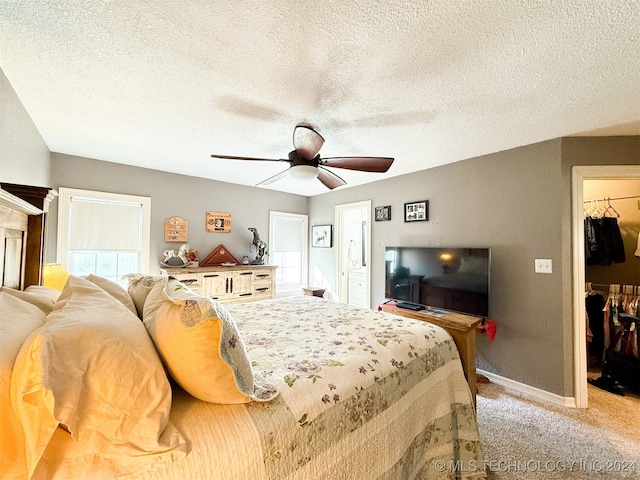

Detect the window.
xmin=57 ymin=188 xmax=151 ymax=284
xmin=269 ymin=211 xmax=308 ymax=296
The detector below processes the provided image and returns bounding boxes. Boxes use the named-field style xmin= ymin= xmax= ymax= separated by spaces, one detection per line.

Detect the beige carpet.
xmin=475 ymin=382 xmax=639 ymax=479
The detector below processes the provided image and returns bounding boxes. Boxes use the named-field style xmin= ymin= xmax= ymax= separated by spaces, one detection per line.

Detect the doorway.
xmin=335 ymin=200 xmax=371 ymax=308
xmin=571 ymin=165 xmax=640 ymax=408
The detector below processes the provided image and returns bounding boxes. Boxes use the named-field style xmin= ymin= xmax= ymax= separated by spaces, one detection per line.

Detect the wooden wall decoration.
xmin=206 ymin=211 xmax=231 ymax=233
xmin=164 ymin=216 xmax=188 ymax=242
xmin=199 ymin=244 xmax=240 ymax=266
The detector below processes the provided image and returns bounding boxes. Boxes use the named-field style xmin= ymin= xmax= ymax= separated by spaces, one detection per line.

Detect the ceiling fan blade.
xmin=320 ymin=156 xmax=394 ymax=172
xmin=211 ymin=154 xmax=290 ymax=163
xmin=256 ymin=168 xmax=291 ymax=187
xmin=293 ymin=125 xmax=325 ymax=159
xmin=317 ymin=167 xmax=346 ymax=190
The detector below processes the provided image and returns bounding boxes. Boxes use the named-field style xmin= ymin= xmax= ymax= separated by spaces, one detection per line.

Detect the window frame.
xmin=268 ymin=211 xmax=308 ymax=296
xmin=57 ymin=187 xmax=151 ymax=276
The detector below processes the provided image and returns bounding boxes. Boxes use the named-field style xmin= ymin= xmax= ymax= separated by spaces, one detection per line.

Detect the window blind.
xmin=272 ymin=216 xmax=303 ymax=251
xmin=68 ymin=197 xmax=142 ymax=251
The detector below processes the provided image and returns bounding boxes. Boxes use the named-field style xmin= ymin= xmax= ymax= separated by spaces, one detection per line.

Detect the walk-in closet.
xmin=583 ymin=179 xmax=640 ymax=398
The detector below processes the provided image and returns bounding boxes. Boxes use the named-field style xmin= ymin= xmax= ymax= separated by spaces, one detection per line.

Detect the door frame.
xmin=335 ymin=200 xmax=372 ymax=307
xmin=571 ymin=165 xmax=640 ymax=408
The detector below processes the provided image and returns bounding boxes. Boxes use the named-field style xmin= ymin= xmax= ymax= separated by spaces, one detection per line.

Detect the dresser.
xmin=160 ymin=265 xmax=277 ymax=305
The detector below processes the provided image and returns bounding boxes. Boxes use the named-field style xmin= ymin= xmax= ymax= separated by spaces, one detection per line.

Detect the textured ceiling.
xmin=1 ymin=1 xmax=639 ymax=196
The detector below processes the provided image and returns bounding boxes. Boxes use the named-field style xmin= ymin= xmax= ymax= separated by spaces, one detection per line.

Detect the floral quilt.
xmin=224 ymin=296 xmax=485 ymax=480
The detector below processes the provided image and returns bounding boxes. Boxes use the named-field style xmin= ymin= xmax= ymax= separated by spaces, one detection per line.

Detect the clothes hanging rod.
xmin=583 ymin=194 xmax=640 ymax=204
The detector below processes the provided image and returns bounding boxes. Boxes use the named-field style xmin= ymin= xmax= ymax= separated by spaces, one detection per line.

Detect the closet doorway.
xmin=572 ymin=165 xmax=640 ymax=408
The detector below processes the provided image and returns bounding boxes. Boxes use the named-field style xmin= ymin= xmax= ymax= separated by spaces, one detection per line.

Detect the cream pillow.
xmin=124 ymin=274 xmax=167 ymax=318
xmin=11 ymin=276 xmax=186 ymax=478
xmin=143 ymin=276 xmax=279 ymax=404
xmin=0 ymin=293 xmax=46 ymax=479
xmin=24 ymin=284 xmax=61 ymax=302
xmin=83 ymin=273 xmax=137 ymax=314
xmin=0 ymin=286 xmax=56 ymax=314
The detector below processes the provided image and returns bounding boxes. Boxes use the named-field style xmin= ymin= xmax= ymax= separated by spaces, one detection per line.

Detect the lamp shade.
xmin=43 ymin=263 xmax=69 ymax=291
xmin=289 ymin=165 xmax=319 ymax=181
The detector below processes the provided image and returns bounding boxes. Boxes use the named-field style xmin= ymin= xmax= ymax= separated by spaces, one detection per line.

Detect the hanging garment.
xmin=586 ymin=293 xmax=605 ymax=361
xmin=584 ymin=217 xmax=626 ymax=265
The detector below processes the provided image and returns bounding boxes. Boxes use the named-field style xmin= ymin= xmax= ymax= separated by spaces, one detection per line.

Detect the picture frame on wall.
xmin=404 ymin=200 xmax=428 ymax=222
xmin=206 ymin=211 xmax=232 ymax=233
xmin=311 ymin=225 xmax=332 ymax=248
xmin=375 ymin=205 xmax=391 ymax=221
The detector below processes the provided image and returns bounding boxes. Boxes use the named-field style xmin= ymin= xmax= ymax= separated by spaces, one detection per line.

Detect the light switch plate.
xmin=535 ymin=259 xmax=552 ymax=274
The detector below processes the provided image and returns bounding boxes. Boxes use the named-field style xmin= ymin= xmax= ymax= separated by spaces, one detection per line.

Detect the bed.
xmin=1 ymin=186 xmax=486 ymax=479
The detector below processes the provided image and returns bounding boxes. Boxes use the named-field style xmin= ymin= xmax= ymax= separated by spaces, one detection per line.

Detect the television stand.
xmin=380 ymin=300 xmax=482 ymax=406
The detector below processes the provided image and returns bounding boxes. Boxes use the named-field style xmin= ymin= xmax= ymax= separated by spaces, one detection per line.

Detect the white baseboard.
xmin=477 ymin=369 xmax=577 ymax=408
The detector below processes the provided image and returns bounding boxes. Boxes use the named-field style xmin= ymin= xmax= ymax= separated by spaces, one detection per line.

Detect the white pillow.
xmin=11 ymin=276 xmax=186 ymax=478
xmin=143 ymin=276 xmax=279 ymax=404
xmin=83 ymin=273 xmax=137 ymax=314
xmin=24 ymin=284 xmax=61 ymax=302
xmin=0 ymin=293 xmax=46 ymax=479
xmin=0 ymin=286 xmax=56 ymax=314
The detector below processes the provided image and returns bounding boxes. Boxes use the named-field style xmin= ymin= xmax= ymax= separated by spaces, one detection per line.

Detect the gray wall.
xmin=310 ymin=136 xmax=640 ymax=397
xmin=48 ymin=154 xmax=308 ymax=273
xmin=311 ymin=140 xmax=567 ymax=394
xmin=0 ymin=68 xmax=50 ymax=186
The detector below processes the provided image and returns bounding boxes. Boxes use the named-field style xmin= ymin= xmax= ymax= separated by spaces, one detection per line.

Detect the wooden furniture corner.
xmin=303 ymin=287 xmax=326 ymax=297
xmin=380 ymin=302 xmax=482 ymax=406
xmin=0 ymin=183 xmax=55 ymax=288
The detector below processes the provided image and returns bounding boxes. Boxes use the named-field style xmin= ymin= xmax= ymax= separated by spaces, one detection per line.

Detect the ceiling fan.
xmin=211 ymin=125 xmax=394 ymax=190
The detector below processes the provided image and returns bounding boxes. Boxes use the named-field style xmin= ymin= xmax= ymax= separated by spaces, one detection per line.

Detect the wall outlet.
xmin=535 ymin=259 xmax=553 ymax=274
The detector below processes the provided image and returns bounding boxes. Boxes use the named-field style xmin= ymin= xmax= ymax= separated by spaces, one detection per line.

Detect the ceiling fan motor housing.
xmin=288 ymin=150 xmax=320 ymax=166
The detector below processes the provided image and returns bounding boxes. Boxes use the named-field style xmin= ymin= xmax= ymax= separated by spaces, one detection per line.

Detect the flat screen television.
xmin=385 ymin=246 xmax=490 ymax=317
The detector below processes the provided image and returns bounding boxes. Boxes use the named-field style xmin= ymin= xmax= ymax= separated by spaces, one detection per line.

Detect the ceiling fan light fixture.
xmin=289 ymin=164 xmax=319 ymax=181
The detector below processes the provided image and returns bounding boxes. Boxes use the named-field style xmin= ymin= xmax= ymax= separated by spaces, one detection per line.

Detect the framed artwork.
xmin=404 ymin=200 xmax=428 ymax=222
xmin=206 ymin=211 xmax=232 ymax=233
xmin=375 ymin=205 xmax=391 ymax=221
xmin=312 ymin=225 xmax=332 ymax=248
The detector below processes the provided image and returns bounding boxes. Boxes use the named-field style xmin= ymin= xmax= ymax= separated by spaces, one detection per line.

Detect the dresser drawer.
xmin=169 ymin=273 xmax=203 ymax=295
xmin=252 ymin=283 xmax=273 ymax=300
xmin=253 ymin=271 xmax=273 ymax=283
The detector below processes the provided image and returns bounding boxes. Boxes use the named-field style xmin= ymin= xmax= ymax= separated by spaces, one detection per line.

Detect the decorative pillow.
xmin=0 ymin=286 xmax=56 ymax=314
xmin=0 ymin=293 xmax=46 ymax=479
xmin=83 ymin=273 xmax=137 ymax=314
xmin=10 ymin=275 xmax=186 ymax=478
xmin=124 ymin=274 xmax=167 ymax=318
xmin=143 ymin=276 xmax=279 ymax=404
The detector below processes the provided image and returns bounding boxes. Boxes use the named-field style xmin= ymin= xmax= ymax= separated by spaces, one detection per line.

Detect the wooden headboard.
xmin=0 ymin=185 xmax=54 ymax=290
